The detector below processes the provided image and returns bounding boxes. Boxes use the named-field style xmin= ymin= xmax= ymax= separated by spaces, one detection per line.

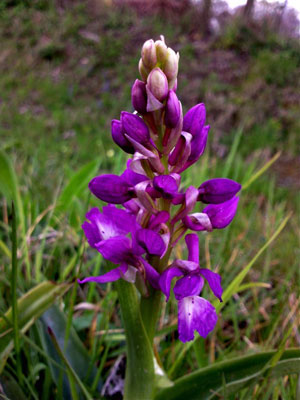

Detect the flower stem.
xmin=140 ymin=288 xmax=163 ymax=343
xmin=115 ymin=279 xmax=155 ymax=400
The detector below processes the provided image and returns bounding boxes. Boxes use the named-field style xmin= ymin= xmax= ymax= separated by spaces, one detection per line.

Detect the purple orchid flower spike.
xmin=159 ymin=234 xmax=222 ymax=342
xmin=79 ymin=37 xmax=242 ymax=363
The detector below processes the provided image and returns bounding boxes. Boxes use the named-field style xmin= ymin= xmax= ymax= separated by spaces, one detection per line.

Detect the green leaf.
xmin=55 ymin=159 xmax=99 ymax=215
xmin=38 ymin=305 xmax=102 ymax=398
xmin=0 ymin=281 xmax=71 ymax=373
xmin=47 ymin=323 xmax=93 ymax=400
xmin=155 ymin=349 xmax=300 ymax=400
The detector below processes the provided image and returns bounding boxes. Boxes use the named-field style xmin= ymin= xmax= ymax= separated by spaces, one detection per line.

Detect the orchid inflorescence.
xmin=78 ymin=37 xmax=241 ymax=343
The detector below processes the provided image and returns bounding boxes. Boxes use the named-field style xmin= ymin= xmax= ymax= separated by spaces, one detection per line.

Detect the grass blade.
xmin=10 ymin=202 xmax=22 ymax=383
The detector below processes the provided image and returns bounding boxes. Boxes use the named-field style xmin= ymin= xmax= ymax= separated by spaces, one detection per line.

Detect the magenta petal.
xmin=131 ymin=79 xmax=147 ymax=114
xmin=153 ymin=175 xmax=178 ymax=199
xmin=182 ymin=212 xmax=212 ymax=232
xmin=164 ymin=90 xmax=181 ymax=128
xmin=199 ymin=268 xmax=223 ymax=301
xmin=89 ymin=174 xmax=133 ymax=204
xmin=172 ymin=259 xmax=199 ymax=272
xmin=178 ymin=296 xmax=218 ymax=342
xmin=121 ymin=166 xmax=148 ymax=186
xmin=159 ymin=266 xmax=183 ymax=301
xmin=185 ymin=233 xmax=199 ymax=263
xmin=136 ymin=229 xmax=166 ymax=256
xmin=102 ymin=205 xmax=138 ymax=236
xmin=188 ymin=125 xmax=209 ymax=162
xmin=203 ymin=196 xmax=239 ymax=229
xmin=172 ymin=186 xmax=198 ymax=224
xmin=173 ymin=275 xmax=204 ymax=300
xmin=121 ymin=111 xmax=150 ymax=146
xmin=146 ymin=86 xmax=164 ymax=112
xmin=198 ymin=178 xmax=241 ymax=204
xmin=111 ymin=119 xmax=134 ymax=154
xmin=96 ymin=236 xmax=132 ymax=264
xmin=78 ymin=263 xmax=128 ymax=284
xmin=183 ymin=103 xmax=206 ymax=137
xmin=141 ymin=258 xmax=160 ymax=290
xmin=81 ymin=208 xmax=103 ymax=247
xmin=148 ymin=211 xmax=170 ymax=230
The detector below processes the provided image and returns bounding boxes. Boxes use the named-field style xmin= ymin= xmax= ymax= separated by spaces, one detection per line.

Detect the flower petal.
xmin=164 ymin=90 xmax=181 ymax=128
xmin=131 ymin=79 xmax=147 ymax=114
xmin=172 ymin=186 xmax=198 ymax=224
xmin=121 ymin=111 xmax=150 ymax=146
xmin=141 ymin=258 xmax=160 ymax=290
xmin=203 ymin=196 xmax=239 ymax=229
xmin=89 ymin=174 xmax=133 ymax=204
xmin=95 ymin=236 xmax=132 ymax=264
xmin=136 ymin=228 xmax=166 ymax=256
xmin=159 ymin=266 xmax=183 ymax=301
xmin=102 ymin=205 xmax=138 ymax=236
xmin=183 ymin=103 xmax=206 ymax=137
xmin=178 ymin=296 xmax=218 ymax=342
xmin=111 ymin=119 xmax=134 ymax=154
xmin=153 ymin=175 xmax=178 ymax=199
xmin=198 ymin=178 xmax=241 ymax=204
xmin=185 ymin=233 xmax=199 ymax=263
xmin=173 ymin=275 xmax=204 ymax=300
xmin=199 ymin=268 xmax=223 ymax=301
xmin=182 ymin=212 xmax=212 ymax=232
xmin=78 ymin=263 xmax=128 ymax=284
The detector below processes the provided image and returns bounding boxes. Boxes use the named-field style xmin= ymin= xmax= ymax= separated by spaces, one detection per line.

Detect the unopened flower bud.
xmin=164 ymin=90 xmax=181 ymax=128
xmin=89 ymin=174 xmax=134 ymax=204
xmin=198 ymin=178 xmax=242 ymax=204
xmin=138 ymin=58 xmax=149 ymax=82
xmin=131 ymin=79 xmax=147 ymax=114
xmin=147 ymin=67 xmax=168 ymax=101
xmin=164 ymin=48 xmax=179 ymax=80
xmin=141 ymin=39 xmax=157 ymax=69
xmin=121 ymin=111 xmax=150 ymax=146
xmin=111 ymin=119 xmax=134 ymax=154
xmin=155 ymin=39 xmax=168 ymax=63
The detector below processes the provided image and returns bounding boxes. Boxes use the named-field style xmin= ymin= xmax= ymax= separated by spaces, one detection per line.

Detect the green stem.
xmin=115 ymin=279 xmax=155 ymax=400
xmin=140 ymin=288 xmax=163 ymax=343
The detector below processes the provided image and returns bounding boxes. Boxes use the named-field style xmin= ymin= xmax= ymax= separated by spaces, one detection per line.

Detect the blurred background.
xmin=0 ymin=0 xmax=299 ymax=399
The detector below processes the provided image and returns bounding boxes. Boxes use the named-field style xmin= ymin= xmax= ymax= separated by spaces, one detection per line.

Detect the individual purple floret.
xmin=159 ymin=234 xmax=222 ymax=342
xmin=79 ymin=36 xmax=242 ymax=344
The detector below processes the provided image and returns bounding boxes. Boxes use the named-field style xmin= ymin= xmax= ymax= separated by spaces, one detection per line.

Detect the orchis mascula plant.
xmin=79 ymin=37 xmax=241 ymax=399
